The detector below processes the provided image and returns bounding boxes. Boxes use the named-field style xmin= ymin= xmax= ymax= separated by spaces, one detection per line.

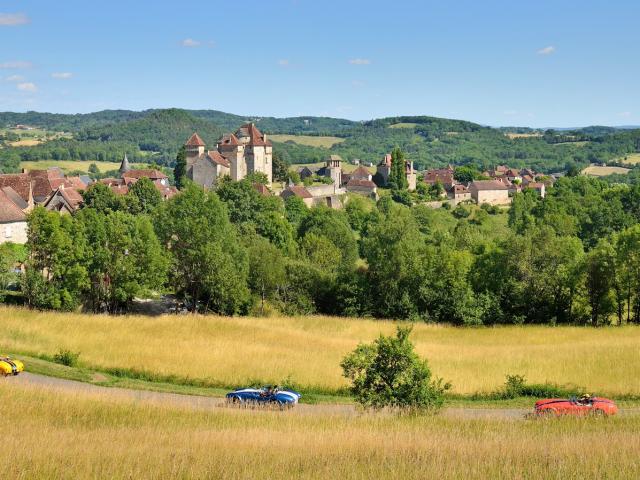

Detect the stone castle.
xmin=184 ymin=123 xmax=272 ymax=188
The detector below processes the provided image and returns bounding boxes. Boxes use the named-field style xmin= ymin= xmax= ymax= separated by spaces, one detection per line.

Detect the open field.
xmin=20 ymin=160 xmax=145 ymax=173
xmin=1 ymin=381 xmax=639 ymax=479
xmin=504 ymin=133 xmax=543 ymax=139
xmin=618 ymin=153 xmax=640 ymax=165
xmin=582 ymin=165 xmax=631 ymax=176
xmin=1 ymin=306 xmax=639 ymax=397
xmin=270 ymin=134 xmax=345 ymax=148
xmin=388 ymin=122 xmax=419 ymax=129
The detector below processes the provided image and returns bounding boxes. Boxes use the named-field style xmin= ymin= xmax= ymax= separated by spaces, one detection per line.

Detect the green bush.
xmin=53 ymin=349 xmax=80 ymax=367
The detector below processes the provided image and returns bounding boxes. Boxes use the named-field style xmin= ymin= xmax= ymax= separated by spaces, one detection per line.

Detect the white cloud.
xmin=0 ymin=61 xmax=33 ymax=69
xmin=5 ymin=74 xmax=24 ymax=82
xmin=277 ymin=59 xmax=290 ymax=67
xmin=349 ymin=58 xmax=371 ymax=65
xmin=0 ymin=13 xmax=29 ymax=26
xmin=537 ymin=46 xmax=556 ymax=55
xmin=51 ymin=72 xmax=73 ymax=79
xmin=17 ymin=82 xmax=37 ymax=92
xmin=181 ymin=38 xmax=201 ymax=47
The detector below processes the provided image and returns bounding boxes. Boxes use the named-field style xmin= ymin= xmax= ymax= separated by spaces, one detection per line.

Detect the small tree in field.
xmin=341 ymin=326 xmax=450 ymax=412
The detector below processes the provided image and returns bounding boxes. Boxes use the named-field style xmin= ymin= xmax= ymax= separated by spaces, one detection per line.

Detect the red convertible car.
xmin=535 ymin=395 xmax=618 ymax=417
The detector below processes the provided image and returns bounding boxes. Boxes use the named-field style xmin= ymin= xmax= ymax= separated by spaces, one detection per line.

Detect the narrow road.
xmin=5 ymin=373 xmax=638 ymax=419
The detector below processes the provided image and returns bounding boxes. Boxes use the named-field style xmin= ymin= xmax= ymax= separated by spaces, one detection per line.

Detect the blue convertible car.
xmin=226 ymin=385 xmax=301 ymax=409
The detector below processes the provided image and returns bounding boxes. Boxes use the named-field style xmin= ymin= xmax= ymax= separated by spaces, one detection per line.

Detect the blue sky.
xmin=1 ymin=0 xmax=638 ymax=127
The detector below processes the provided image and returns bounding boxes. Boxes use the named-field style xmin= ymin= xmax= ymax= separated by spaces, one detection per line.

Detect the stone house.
xmin=280 ymin=185 xmax=314 ymax=207
xmin=468 ymin=180 xmax=511 ymax=205
xmin=345 ymin=178 xmax=378 ymax=200
xmin=526 ymin=182 xmax=546 ymax=198
xmin=0 ymin=186 xmax=29 ymax=244
xmin=183 ymin=133 xmax=230 ymax=189
xmin=424 ymin=166 xmax=455 ymax=189
xmin=448 ymin=184 xmax=471 ymax=204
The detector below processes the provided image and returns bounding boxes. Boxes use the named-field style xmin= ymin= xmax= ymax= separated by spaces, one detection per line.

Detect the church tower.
xmin=119 ymin=153 xmax=131 ymax=176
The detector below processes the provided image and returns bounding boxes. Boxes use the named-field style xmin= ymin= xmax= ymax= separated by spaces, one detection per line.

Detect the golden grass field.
xmin=504 ymin=133 xmax=543 ymax=139
xmin=20 ymin=160 xmax=145 ymax=173
xmin=1 ymin=306 xmax=639 ymax=396
xmin=618 ymin=153 xmax=640 ymax=165
xmin=270 ymin=134 xmax=345 ymax=148
xmin=1 ymin=381 xmax=638 ymax=479
xmin=388 ymin=122 xmax=419 ymax=129
xmin=582 ymin=165 xmax=631 ymax=176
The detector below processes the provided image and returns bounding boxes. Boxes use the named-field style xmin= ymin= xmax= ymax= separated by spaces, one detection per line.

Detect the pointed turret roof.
xmin=185 ymin=132 xmax=206 ymax=147
xmin=119 ymin=153 xmax=131 ymax=174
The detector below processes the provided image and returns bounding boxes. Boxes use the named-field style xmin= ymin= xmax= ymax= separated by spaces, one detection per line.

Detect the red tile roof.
xmin=122 ymin=169 xmax=168 ymax=180
xmin=347 ymin=178 xmax=376 ymax=188
xmin=284 ymin=186 xmax=313 ymax=199
xmin=236 ymin=123 xmax=272 ymax=147
xmin=0 ymin=173 xmax=31 ymax=203
xmin=185 ymin=132 xmax=206 ymax=147
xmin=469 ymin=180 xmax=510 ymax=191
xmin=218 ymin=133 xmax=240 ymax=148
xmin=206 ymin=150 xmax=230 ymax=168
xmin=350 ymin=166 xmax=372 ymax=180
xmin=0 ymin=188 xmax=27 ymax=222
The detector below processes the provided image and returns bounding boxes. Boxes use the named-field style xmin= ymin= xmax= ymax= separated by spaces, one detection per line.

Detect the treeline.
xmin=7 ymin=170 xmax=640 ymax=325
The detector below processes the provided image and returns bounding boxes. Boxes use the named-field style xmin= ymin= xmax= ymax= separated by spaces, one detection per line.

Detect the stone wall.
xmin=1 ymin=221 xmax=27 ymax=244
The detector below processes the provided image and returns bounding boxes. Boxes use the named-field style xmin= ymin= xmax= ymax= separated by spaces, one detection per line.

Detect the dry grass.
xmin=504 ymin=133 xmax=543 ymax=139
xmin=270 ymin=134 xmax=345 ymax=148
xmin=9 ymin=139 xmax=42 ymax=147
xmin=388 ymin=122 xmax=419 ymax=129
xmin=1 ymin=306 xmax=639 ymax=396
xmin=618 ymin=153 xmax=640 ymax=165
xmin=582 ymin=165 xmax=630 ymax=176
xmin=20 ymin=160 xmax=144 ymax=173
xmin=1 ymin=381 xmax=638 ymax=479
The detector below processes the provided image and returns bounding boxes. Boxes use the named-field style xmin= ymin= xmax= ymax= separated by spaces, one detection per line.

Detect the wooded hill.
xmin=1 ymin=108 xmax=640 ymax=175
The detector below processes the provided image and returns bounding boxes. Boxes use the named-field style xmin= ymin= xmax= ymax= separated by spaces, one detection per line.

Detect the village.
xmin=0 ymin=122 xmax=556 ymax=245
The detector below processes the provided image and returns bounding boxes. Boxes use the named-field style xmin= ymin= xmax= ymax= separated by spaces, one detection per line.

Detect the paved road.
xmin=5 ymin=373 xmax=638 ymax=420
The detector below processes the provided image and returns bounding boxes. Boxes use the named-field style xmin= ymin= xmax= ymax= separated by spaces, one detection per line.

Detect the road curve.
xmin=4 ymin=373 xmax=638 ymax=419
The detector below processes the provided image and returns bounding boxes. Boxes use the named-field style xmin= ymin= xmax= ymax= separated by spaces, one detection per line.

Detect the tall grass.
xmin=1 ymin=306 xmax=639 ymax=395
xmin=1 ymin=382 xmax=639 ymax=479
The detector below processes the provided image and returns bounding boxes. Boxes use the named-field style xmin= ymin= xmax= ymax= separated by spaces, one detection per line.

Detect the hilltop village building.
xmin=184 ymin=123 xmax=273 ymax=188
xmin=422 ymin=164 xmax=551 ymax=206
xmin=376 ymin=154 xmax=417 ymax=191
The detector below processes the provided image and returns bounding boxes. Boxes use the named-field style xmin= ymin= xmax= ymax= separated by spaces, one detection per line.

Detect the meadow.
xmin=1 ymin=381 xmax=638 ymax=479
xmin=618 ymin=153 xmax=640 ymax=165
xmin=582 ymin=165 xmax=630 ymax=176
xmin=270 ymin=134 xmax=345 ymax=148
xmin=1 ymin=306 xmax=639 ymax=397
xmin=20 ymin=160 xmax=144 ymax=173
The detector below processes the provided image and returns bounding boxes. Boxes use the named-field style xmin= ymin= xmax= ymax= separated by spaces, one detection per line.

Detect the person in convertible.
xmin=576 ymin=393 xmax=592 ymax=406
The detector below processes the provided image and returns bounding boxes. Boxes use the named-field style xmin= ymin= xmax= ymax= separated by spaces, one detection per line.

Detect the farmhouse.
xmin=423 ymin=165 xmax=455 ymax=188
xmin=44 ymin=186 xmax=84 ymax=214
xmin=0 ymin=186 xmax=29 ymax=244
xmin=280 ymin=185 xmax=314 ymax=207
xmin=184 ymin=123 xmax=273 ymax=188
xmin=468 ymin=180 xmax=511 ymax=205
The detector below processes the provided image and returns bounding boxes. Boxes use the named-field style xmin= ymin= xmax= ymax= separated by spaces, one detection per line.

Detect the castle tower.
xmin=119 ymin=153 xmax=131 ymax=175
xmin=185 ymin=133 xmax=206 ymax=165
xmin=325 ymin=155 xmax=343 ymax=188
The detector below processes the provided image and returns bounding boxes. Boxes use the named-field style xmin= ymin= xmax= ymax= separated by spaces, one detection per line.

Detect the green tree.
xmin=154 ymin=184 xmax=250 ymax=314
xmin=272 ymin=150 xmax=290 ymax=183
xmin=126 ymin=177 xmax=162 ymax=214
xmin=284 ymin=195 xmax=309 ymax=227
xmin=22 ymin=207 xmax=88 ymax=310
xmin=248 ymin=237 xmax=286 ymax=315
xmin=174 ymin=145 xmax=187 ymax=190
xmin=341 ymin=326 xmax=450 ymax=412
xmin=77 ymin=209 xmax=168 ymax=313
xmin=389 ymin=147 xmax=408 ymax=190
xmin=88 ymin=163 xmax=100 ymax=176
xmin=82 ymin=183 xmax=122 ymax=213
xmin=584 ymin=240 xmax=616 ymax=326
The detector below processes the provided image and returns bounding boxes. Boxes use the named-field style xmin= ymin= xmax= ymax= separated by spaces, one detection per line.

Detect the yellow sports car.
xmin=0 ymin=356 xmax=24 ymax=376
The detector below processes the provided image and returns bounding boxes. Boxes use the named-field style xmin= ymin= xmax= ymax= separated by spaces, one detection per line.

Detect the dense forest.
xmin=2 ymin=108 xmax=640 ymax=175
xmin=3 ymin=165 xmax=640 ymax=326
